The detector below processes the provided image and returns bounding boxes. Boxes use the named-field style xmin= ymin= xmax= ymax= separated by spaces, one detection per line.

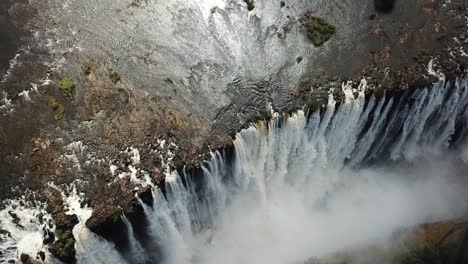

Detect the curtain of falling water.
xmin=5 ymin=77 xmax=466 ymax=264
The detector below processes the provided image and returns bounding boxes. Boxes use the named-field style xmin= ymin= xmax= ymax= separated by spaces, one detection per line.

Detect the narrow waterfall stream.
xmin=122 ymin=214 xmax=147 ymax=263
xmin=74 ymin=77 xmax=468 ymax=264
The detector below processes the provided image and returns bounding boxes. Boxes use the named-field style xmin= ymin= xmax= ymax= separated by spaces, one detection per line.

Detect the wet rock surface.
xmin=45 ymin=188 xmax=78 ymax=263
xmin=0 ymin=0 xmax=467 ymax=260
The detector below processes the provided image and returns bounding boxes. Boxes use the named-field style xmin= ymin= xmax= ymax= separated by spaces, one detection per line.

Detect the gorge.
xmin=0 ymin=0 xmax=468 ymax=263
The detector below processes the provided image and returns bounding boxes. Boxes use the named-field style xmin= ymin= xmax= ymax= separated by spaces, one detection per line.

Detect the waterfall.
xmin=128 ymin=77 xmax=467 ymax=264
xmin=122 ymin=214 xmax=147 ymax=263
xmin=4 ymin=77 xmax=467 ymax=264
xmin=64 ymin=188 xmax=126 ymax=264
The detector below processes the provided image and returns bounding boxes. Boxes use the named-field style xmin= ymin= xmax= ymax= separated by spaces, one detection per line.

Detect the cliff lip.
xmin=0 ymin=0 xmax=467 ymax=260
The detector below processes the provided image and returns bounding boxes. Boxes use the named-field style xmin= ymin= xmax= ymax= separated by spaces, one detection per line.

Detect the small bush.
xmin=305 ymin=17 xmax=336 ymax=46
xmin=110 ymin=207 xmax=123 ymax=222
xmin=59 ymin=77 xmax=76 ymax=100
xmin=48 ymin=98 xmax=65 ymax=120
xmin=109 ymin=70 xmax=121 ymax=84
xmin=48 ymin=230 xmax=76 ymax=262
xmin=129 ymin=0 xmax=146 ymax=7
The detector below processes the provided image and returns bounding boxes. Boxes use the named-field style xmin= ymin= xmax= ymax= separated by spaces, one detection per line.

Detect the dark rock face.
xmin=374 ymin=0 xmax=396 ymax=13
xmin=0 ymin=0 xmax=19 ymax=76
xmin=42 ymin=228 xmax=55 ymax=244
xmin=20 ymin=253 xmax=29 ymax=263
xmin=85 ymin=184 xmax=150 ymax=255
xmin=37 ymin=251 xmax=46 ymax=262
xmin=45 ymin=188 xmax=79 ymax=263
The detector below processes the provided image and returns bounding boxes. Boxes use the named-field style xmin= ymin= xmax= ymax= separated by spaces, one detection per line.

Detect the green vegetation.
xmin=59 ymin=77 xmax=76 ymax=100
xmin=49 ymin=230 xmax=76 ymax=262
xmin=109 ymin=70 xmax=121 ymax=84
xmin=111 ymin=207 xmax=123 ymax=222
xmin=244 ymin=0 xmax=255 ymax=11
xmin=396 ymin=240 xmax=467 ymax=264
xmin=303 ymin=225 xmax=468 ymax=264
xmin=397 ymin=245 xmax=442 ymax=264
xmin=46 ymin=191 xmax=78 ymax=263
xmin=185 ymin=160 xmax=194 ymax=169
xmin=129 ymin=0 xmax=146 ymax=8
xmin=305 ymin=17 xmax=336 ymax=46
xmin=48 ymin=98 xmax=65 ymax=120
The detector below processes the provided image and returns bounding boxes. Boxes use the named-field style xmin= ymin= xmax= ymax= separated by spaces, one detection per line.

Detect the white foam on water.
xmin=62 ymin=186 xmax=126 ymax=264
xmin=0 ymin=197 xmax=54 ymax=263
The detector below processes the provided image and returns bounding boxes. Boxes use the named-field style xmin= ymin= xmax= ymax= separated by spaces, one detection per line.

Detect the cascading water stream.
xmin=122 ymin=214 xmax=147 ymax=263
xmin=63 ymin=187 xmax=126 ymax=264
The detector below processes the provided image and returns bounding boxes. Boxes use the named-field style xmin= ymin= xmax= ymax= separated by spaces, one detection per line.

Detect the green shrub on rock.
xmin=111 ymin=207 xmax=123 ymax=222
xmin=59 ymin=77 xmax=76 ymax=100
xmin=305 ymin=17 xmax=336 ymax=46
xmin=109 ymin=70 xmax=121 ymax=84
xmin=48 ymin=98 xmax=65 ymax=120
xmin=49 ymin=230 xmax=76 ymax=263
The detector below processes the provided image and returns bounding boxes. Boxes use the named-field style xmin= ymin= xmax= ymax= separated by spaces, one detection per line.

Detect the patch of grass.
xmin=109 ymin=70 xmax=121 ymax=85
xmin=110 ymin=207 xmax=123 ymax=222
xmin=305 ymin=17 xmax=336 ymax=46
xmin=48 ymin=98 xmax=65 ymax=120
xmin=59 ymin=77 xmax=76 ymax=100
xmin=244 ymin=0 xmax=255 ymax=11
